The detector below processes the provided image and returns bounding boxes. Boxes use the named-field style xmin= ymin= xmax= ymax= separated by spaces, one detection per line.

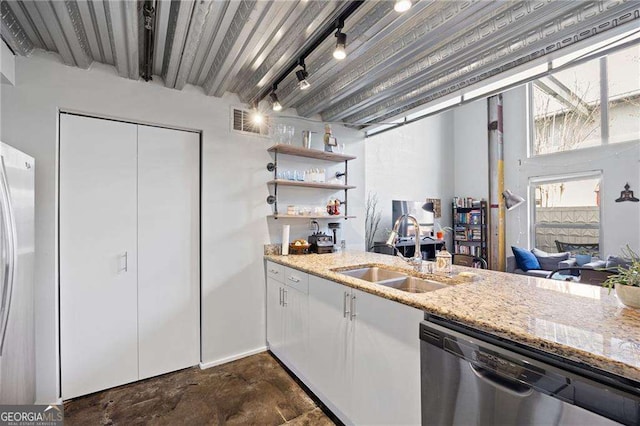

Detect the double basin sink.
xmin=334 ymin=266 xmax=446 ymax=294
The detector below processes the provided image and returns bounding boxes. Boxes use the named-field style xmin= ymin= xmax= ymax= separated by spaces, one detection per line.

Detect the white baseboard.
xmin=35 ymin=397 xmax=63 ymax=406
xmin=199 ymin=346 xmax=267 ymax=370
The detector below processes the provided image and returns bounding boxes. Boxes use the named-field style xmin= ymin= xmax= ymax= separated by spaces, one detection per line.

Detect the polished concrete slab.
xmin=64 ymin=351 xmax=335 ymax=425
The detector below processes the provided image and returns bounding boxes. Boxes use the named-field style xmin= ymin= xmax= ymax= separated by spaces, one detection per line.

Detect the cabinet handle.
xmin=350 ymin=295 xmax=357 ymax=321
xmin=269 ymin=269 xmax=279 ymax=274
xmin=343 ymin=291 xmax=350 ymax=318
xmin=288 ymin=276 xmax=300 ymax=283
xmin=122 ymin=251 xmax=128 ymax=272
xmin=279 ymin=287 xmax=283 ymax=306
xmin=283 ymin=289 xmax=288 ymax=307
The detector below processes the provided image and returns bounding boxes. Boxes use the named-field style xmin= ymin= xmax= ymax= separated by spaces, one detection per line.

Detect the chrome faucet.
xmin=386 ymin=214 xmax=423 ymax=271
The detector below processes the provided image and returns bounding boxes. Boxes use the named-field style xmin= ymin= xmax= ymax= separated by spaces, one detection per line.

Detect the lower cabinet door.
xmin=307 ymin=275 xmax=353 ymax=424
xmin=266 ymin=278 xmax=284 ymax=356
xmin=351 ymin=288 xmax=423 ymax=426
xmin=282 ymin=285 xmax=308 ymax=378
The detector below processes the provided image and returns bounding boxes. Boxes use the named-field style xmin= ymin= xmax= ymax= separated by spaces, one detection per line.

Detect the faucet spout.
xmin=386 ymin=214 xmax=422 ymax=271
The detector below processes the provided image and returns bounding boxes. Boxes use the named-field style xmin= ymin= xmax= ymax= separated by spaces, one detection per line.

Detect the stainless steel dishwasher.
xmin=420 ymin=316 xmax=640 ymax=425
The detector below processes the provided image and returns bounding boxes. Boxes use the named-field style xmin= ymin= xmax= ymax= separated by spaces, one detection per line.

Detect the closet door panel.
xmin=60 ymin=114 xmax=139 ymax=399
xmin=137 ymin=126 xmax=200 ymax=379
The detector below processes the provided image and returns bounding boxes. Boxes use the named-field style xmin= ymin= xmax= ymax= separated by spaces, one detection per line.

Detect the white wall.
xmin=0 ymin=52 xmax=364 ymax=403
xmin=503 ymin=85 xmax=640 ymax=256
xmin=364 ymin=112 xmax=455 ymax=247
xmin=1 ymin=41 xmax=15 ymax=85
xmin=453 ymin=99 xmax=488 ymax=199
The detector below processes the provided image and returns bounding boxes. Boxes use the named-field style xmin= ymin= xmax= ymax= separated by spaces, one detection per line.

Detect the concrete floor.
xmin=64 ymin=351 xmax=335 ymax=425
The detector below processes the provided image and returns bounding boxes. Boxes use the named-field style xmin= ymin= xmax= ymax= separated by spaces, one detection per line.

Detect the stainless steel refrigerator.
xmin=0 ymin=141 xmax=35 ymax=404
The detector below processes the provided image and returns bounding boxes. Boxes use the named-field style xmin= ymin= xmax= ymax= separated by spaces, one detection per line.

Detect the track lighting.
xmin=270 ymin=92 xmax=282 ymax=112
xmin=333 ymin=22 xmax=347 ymax=60
xmin=394 ymin=0 xmax=412 ymax=12
xmin=296 ymin=59 xmax=311 ymax=90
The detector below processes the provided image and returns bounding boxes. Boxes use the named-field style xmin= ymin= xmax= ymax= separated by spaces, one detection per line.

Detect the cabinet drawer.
xmin=266 ymin=261 xmax=285 ymax=282
xmin=284 ymin=267 xmax=309 ymax=294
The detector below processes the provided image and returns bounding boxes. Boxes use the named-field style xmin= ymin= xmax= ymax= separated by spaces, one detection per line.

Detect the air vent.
xmin=231 ymin=108 xmax=270 ymax=137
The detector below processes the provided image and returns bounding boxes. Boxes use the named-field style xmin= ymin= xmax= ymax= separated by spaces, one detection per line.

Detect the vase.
xmin=615 ymin=283 xmax=640 ymax=309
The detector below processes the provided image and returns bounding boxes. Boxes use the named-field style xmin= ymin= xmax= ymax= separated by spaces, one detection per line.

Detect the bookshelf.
xmin=452 ymin=199 xmax=488 ymax=264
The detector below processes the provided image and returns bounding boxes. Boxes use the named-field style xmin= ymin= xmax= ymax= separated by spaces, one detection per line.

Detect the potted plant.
xmin=434 ymin=222 xmax=452 ymax=241
xmin=603 ymin=246 xmax=640 ymax=308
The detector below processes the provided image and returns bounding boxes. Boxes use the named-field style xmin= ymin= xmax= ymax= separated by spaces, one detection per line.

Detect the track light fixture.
xmin=296 ymin=59 xmax=311 ymax=90
xmin=394 ymin=0 xmax=412 ymax=12
xmin=270 ymin=86 xmax=282 ymax=112
xmin=333 ymin=20 xmax=347 ymax=60
xmin=252 ymin=1 xmax=363 ymax=108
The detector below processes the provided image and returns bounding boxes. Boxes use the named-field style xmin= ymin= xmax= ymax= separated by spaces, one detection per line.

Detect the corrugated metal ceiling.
xmin=2 ymin=0 xmax=639 ymax=128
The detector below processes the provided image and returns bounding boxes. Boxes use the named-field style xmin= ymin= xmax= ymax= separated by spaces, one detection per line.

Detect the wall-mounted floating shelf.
xmin=268 ymin=215 xmax=357 ymax=220
xmin=267 ymin=179 xmax=356 ymax=190
xmin=266 ymin=144 xmax=356 ymax=220
xmin=267 ymin=144 xmax=356 ymax=162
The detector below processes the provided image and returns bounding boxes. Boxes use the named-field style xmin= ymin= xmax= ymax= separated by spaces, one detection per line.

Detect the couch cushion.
xmin=532 ymin=248 xmax=570 ymax=271
xmin=606 ymin=255 xmax=632 ymax=269
xmin=512 ymin=246 xmax=541 ymax=272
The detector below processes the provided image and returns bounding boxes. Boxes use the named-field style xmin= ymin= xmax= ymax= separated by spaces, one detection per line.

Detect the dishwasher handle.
xmin=469 ymin=362 xmax=534 ymax=397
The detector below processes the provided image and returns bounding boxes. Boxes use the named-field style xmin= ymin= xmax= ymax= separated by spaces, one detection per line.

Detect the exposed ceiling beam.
xmin=0 ymin=1 xmax=34 ymax=56
xmin=105 ymin=0 xmax=139 ymax=79
xmin=162 ymin=0 xmax=194 ymax=88
xmin=174 ymin=0 xmax=214 ymax=90
xmin=189 ymin=1 xmax=241 ymax=87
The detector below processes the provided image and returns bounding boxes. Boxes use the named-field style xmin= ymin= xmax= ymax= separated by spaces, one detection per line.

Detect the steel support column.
xmin=488 ymin=94 xmax=504 ymax=271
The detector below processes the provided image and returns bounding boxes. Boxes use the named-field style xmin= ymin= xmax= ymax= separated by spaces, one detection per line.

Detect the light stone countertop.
xmin=265 ymin=250 xmax=640 ymax=386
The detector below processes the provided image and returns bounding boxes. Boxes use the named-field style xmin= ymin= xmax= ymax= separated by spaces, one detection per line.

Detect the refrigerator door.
xmin=0 ymin=141 xmax=35 ymax=404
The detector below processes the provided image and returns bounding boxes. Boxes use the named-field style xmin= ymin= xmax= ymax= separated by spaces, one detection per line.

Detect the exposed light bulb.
xmin=251 ymin=110 xmax=264 ymax=125
xmin=296 ymin=69 xmax=311 ymax=90
xmin=298 ymin=79 xmax=311 ymax=90
xmin=270 ymin=92 xmax=282 ymax=112
xmin=394 ymin=0 xmax=412 ymax=12
xmin=269 ymin=92 xmax=282 ymax=112
xmin=334 ymin=32 xmax=347 ymax=60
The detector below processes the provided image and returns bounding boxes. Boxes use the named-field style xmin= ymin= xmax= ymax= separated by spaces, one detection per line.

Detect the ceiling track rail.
xmin=251 ymin=0 xmax=365 ymax=107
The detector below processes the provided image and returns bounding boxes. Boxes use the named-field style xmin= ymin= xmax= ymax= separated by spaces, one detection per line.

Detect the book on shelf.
xmin=454 ymin=243 xmax=483 ymax=257
xmin=452 ymin=196 xmax=484 ymax=209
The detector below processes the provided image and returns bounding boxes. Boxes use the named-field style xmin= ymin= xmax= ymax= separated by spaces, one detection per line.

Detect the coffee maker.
xmin=308 ymin=221 xmax=334 ymax=254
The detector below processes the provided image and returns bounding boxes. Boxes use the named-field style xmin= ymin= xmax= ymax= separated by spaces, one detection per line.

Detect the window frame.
xmin=528 ymin=170 xmax=603 ymax=257
xmin=527 ymin=56 xmax=620 ymax=158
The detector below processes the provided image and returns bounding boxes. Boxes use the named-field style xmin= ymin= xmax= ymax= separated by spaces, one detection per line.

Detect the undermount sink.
xmin=337 ymin=267 xmax=407 ymax=282
xmin=378 ymin=276 xmax=447 ymax=293
xmin=335 ymin=266 xmax=447 ymax=294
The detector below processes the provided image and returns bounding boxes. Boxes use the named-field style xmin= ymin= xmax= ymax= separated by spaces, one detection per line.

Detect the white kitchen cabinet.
xmin=266 ymin=263 xmax=308 ymax=378
xmin=305 ymin=274 xmax=422 ymax=426
xmin=351 ymin=288 xmax=423 ymax=426
xmin=307 ymin=274 xmax=354 ymax=423
xmin=60 ymin=114 xmax=200 ymax=398
xmin=266 ymin=276 xmax=284 ymax=356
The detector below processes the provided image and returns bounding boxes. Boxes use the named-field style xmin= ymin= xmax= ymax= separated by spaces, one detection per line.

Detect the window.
xmin=530 ymin=173 xmax=601 ymax=255
xmin=531 ymin=43 xmax=640 ymax=156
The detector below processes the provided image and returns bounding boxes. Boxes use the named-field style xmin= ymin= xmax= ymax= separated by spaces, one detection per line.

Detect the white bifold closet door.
xmin=60 ymin=114 xmax=139 ymax=399
xmin=137 ymin=125 xmax=199 ymax=380
xmin=60 ymin=114 xmax=200 ymax=399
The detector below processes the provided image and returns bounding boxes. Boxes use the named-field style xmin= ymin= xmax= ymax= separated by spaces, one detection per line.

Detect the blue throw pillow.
xmin=575 ymin=254 xmax=592 ymax=266
xmin=512 ymin=246 xmax=541 ymax=272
